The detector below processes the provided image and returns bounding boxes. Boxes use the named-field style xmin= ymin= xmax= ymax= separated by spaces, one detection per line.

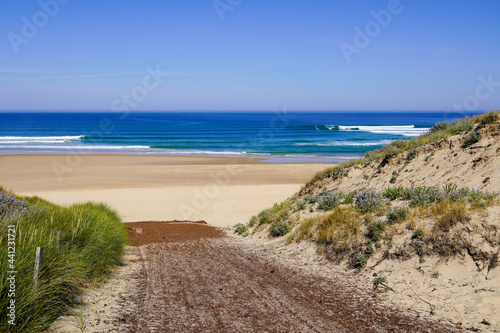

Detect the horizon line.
xmin=0 ymin=110 xmax=491 ymax=113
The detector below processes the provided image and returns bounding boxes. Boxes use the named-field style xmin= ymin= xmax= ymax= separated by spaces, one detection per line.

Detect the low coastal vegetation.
xmin=237 ymin=110 xmax=500 ymax=271
xmin=293 ymin=184 xmax=496 ymax=267
xmin=0 ymin=188 xmax=128 ymax=332
xmin=302 ymin=110 xmax=499 ymax=191
xmin=247 ymin=184 xmax=496 ymax=268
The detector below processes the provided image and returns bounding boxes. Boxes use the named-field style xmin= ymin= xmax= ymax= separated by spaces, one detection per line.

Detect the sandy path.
xmin=55 ymin=221 xmax=453 ymax=333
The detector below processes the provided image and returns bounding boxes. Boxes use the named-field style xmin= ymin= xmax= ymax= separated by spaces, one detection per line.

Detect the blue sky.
xmin=0 ymin=0 xmax=499 ymax=111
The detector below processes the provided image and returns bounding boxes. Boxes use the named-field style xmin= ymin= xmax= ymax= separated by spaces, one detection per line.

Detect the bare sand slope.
xmin=49 ymin=222 xmax=452 ymax=332
xmin=288 ymin=118 xmax=500 ymax=331
xmin=0 ymin=154 xmax=328 ymax=226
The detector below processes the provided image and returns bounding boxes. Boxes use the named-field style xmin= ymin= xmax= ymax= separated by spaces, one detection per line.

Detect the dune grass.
xmin=238 ymin=110 xmax=500 ymax=269
xmin=0 ymin=188 xmax=128 ymax=332
xmin=290 ymin=189 xmax=496 ymax=267
xmin=246 ymin=182 xmax=497 ymax=267
xmin=302 ymin=110 xmax=500 ymax=190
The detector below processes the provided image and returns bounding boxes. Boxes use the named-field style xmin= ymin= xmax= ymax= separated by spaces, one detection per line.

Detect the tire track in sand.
xmin=107 ymin=221 xmax=454 ymax=332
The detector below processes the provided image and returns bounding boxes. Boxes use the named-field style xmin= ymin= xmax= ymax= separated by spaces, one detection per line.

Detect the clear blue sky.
xmin=0 ymin=0 xmax=499 ymax=111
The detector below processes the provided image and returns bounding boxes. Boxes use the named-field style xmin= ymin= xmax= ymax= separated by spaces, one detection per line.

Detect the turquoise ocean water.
xmin=0 ymin=111 xmax=480 ymax=162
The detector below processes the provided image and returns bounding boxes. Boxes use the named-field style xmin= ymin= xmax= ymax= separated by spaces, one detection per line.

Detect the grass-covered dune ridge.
xmin=303 ymin=110 xmax=500 ymax=192
xmin=0 ymin=189 xmax=128 ymax=332
xmin=237 ymin=110 xmax=500 ymax=271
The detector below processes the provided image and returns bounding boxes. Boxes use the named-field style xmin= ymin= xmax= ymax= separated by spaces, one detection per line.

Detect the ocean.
xmin=0 ymin=111 xmax=480 ymax=162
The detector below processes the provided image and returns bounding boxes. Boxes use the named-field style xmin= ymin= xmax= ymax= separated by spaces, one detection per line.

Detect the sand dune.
xmin=251 ymin=115 xmax=500 ymax=331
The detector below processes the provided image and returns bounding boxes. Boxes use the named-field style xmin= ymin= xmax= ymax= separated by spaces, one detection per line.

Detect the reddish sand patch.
xmin=125 ymin=220 xmax=225 ymax=246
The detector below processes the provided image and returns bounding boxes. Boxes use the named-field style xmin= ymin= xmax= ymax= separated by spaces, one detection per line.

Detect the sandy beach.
xmin=0 ymin=154 xmax=329 ymax=226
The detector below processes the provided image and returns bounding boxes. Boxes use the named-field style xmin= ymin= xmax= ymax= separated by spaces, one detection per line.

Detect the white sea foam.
xmin=295 ymin=140 xmax=393 ymax=147
xmin=0 ymin=135 xmax=85 ymax=143
xmin=326 ymin=125 xmax=429 ymax=137
xmin=0 ymin=145 xmax=150 ymax=150
xmin=0 ymin=145 xmax=250 ymax=156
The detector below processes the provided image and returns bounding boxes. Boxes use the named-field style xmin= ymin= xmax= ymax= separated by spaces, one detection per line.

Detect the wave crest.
xmin=324 ymin=125 xmax=429 ymax=137
xmin=0 ymin=135 xmax=85 ymax=143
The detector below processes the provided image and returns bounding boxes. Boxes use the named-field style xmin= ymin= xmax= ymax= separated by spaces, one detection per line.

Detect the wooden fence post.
xmin=33 ymin=247 xmax=43 ymax=285
xmin=56 ymin=231 xmax=61 ymax=250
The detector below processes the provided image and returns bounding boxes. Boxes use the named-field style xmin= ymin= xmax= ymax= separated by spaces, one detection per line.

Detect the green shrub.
xmin=296 ymin=201 xmax=307 ymax=211
xmin=449 ymin=118 xmax=474 ymax=135
xmin=429 ymin=118 xmax=473 ymax=135
xmin=429 ymin=121 xmax=450 ymax=134
xmin=343 ymin=192 xmax=355 ymax=204
xmin=317 ymin=192 xmax=344 ymax=211
xmin=462 ymin=130 xmax=481 ymax=148
xmin=269 ymin=219 xmax=293 ymax=237
xmin=387 ymin=207 xmax=409 ymax=224
xmin=355 ymin=254 xmax=369 ymax=268
xmin=412 ymin=230 xmax=423 ymax=239
xmin=383 ymin=186 xmax=404 ymax=201
xmin=306 ymin=164 xmax=350 ymax=187
xmin=257 ymin=210 xmax=273 ymax=225
xmin=406 ymin=149 xmax=417 ymax=162
xmin=373 ymin=276 xmax=387 ymax=288
xmin=304 ymin=195 xmax=318 ymax=204
xmin=364 ymin=243 xmax=374 ymax=255
xmin=270 ymin=202 xmax=288 ymax=214
xmin=248 ymin=215 xmax=258 ymax=227
xmin=403 ymin=186 xmax=443 ymax=206
xmin=442 ymin=183 xmax=458 ymax=194
xmin=234 ymin=223 xmax=248 ymax=236
xmin=380 ymin=145 xmax=400 ymax=162
xmin=468 ymin=190 xmax=497 ymax=208
xmin=389 ymin=173 xmax=397 ymax=184
xmin=478 ymin=110 xmax=499 ymax=127
xmin=367 ymin=221 xmax=387 ymax=241
xmin=391 ymin=139 xmax=410 ymax=150
xmin=356 ymin=190 xmax=389 ymax=213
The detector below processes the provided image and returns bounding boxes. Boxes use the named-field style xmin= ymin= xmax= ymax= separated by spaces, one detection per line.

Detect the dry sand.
xmin=244 ymin=229 xmax=500 ymax=332
xmin=0 ymin=154 xmax=329 ymax=226
xmin=49 ymin=222 xmax=450 ymax=332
